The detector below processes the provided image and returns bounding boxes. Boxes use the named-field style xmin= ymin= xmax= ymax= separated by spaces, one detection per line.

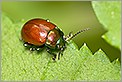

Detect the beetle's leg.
xmin=58 ymin=49 xmax=64 ymax=60
xmin=23 ymin=42 xmax=45 ymax=52
xmin=23 ymin=42 xmax=32 ymax=48
xmin=52 ymin=55 xmax=56 ymax=61
xmin=58 ymin=44 xmax=66 ymax=60
xmin=46 ymin=48 xmax=57 ymax=61
xmin=29 ymin=47 xmax=36 ymax=51
xmin=35 ymin=45 xmax=45 ymax=51
xmin=23 ymin=42 xmax=36 ymax=51
xmin=57 ymin=52 xmax=61 ymax=60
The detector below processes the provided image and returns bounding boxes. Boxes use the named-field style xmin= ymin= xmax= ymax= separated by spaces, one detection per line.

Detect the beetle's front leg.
xmin=46 ymin=48 xmax=57 ymax=61
xmin=57 ymin=44 xmax=66 ymax=60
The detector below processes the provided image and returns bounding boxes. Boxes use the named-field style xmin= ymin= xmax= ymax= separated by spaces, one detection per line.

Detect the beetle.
xmin=21 ymin=18 xmax=90 ymax=60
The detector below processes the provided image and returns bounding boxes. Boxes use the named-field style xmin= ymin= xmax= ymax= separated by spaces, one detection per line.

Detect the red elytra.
xmin=21 ymin=18 xmax=57 ymax=46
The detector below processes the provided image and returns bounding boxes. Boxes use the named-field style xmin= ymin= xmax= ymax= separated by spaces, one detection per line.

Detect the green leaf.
xmin=2 ymin=13 xmax=120 ymax=81
xmin=92 ymin=1 xmax=121 ymax=49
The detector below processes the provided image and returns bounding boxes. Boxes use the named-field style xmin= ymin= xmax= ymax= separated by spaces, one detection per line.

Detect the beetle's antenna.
xmin=64 ymin=28 xmax=90 ymax=41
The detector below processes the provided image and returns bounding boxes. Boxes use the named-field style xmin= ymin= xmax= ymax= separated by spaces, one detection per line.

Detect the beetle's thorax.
xmin=46 ymin=29 xmax=60 ymax=47
xmin=45 ymin=28 xmax=66 ymax=50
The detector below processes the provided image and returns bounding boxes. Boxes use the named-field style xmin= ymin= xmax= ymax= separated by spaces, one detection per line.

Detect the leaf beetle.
xmin=21 ymin=18 xmax=90 ymax=60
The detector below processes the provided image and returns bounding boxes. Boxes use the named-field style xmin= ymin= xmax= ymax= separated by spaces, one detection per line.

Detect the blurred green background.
xmin=2 ymin=1 xmax=120 ymax=61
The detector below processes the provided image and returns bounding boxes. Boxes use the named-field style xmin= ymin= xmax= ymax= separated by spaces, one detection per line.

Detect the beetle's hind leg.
xmin=23 ymin=42 xmax=36 ymax=51
xmin=23 ymin=42 xmax=45 ymax=52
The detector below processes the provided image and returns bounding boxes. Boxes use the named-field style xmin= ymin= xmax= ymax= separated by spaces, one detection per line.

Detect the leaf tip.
xmin=101 ymin=35 xmax=105 ymax=38
xmin=83 ymin=43 xmax=87 ymax=46
xmin=98 ymin=48 xmax=102 ymax=51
